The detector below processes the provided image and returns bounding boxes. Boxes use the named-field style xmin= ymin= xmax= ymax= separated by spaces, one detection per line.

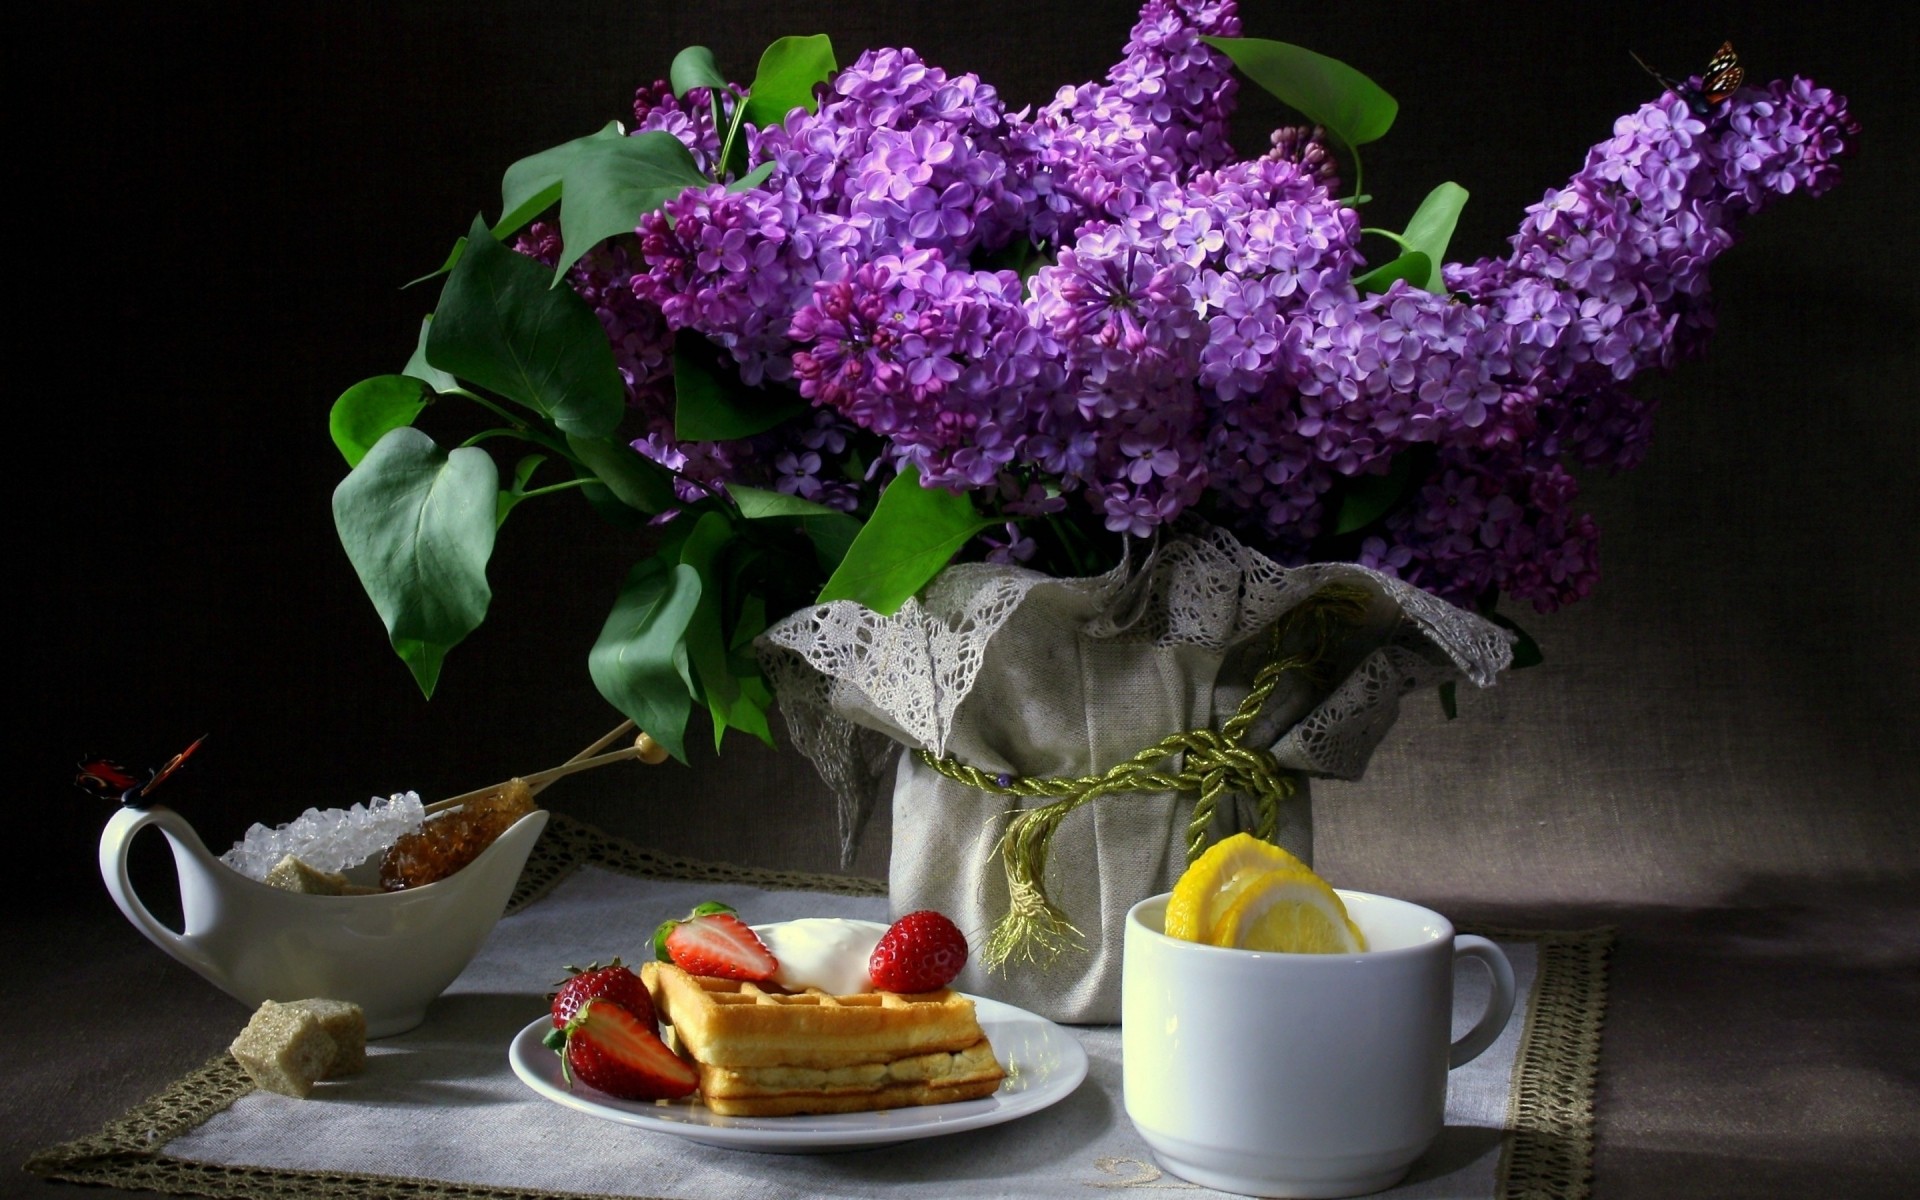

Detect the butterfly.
xmin=1631 ymin=41 xmax=1745 ymax=115
xmin=75 ymin=735 xmax=207 ymax=806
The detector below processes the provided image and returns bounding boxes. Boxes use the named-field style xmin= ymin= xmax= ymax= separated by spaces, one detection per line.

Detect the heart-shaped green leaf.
xmin=402 ymin=316 xmax=469 ymax=397
xmin=332 ymin=427 xmax=499 ymax=697
xmin=494 ymin=453 xmax=548 ymax=527
xmin=727 ymin=161 xmax=776 ymax=194
xmin=497 ymin=120 xmax=626 ymax=240
xmin=427 ymin=216 xmax=624 ymax=438
xmin=1399 ymin=182 xmax=1469 ymax=292
xmin=728 ymin=484 xmax=840 ymax=519
xmin=815 ymin=466 xmax=992 ymax=614
xmin=1332 ymin=452 xmax=1419 ymax=535
xmin=588 ymin=558 xmax=702 ymax=762
xmin=670 ymin=46 xmax=728 ymax=97
xmin=1353 ymin=250 xmax=1431 ymax=295
xmin=673 ymin=330 xmax=808 ymax=440
xmin=675 ymin=511 xmax=745 ymax=748
xmin=330 ymin=375 xmax=430 ymax=468
xmin=551 ymin=132 xmax=709 ymax=279
xmin=566 ymin=434 xmax=677 ymax=515
xmin=742 ymin=35 xmax=836 ymax=131
xmin=1202 ymin=36 xmax=1398 ymax=149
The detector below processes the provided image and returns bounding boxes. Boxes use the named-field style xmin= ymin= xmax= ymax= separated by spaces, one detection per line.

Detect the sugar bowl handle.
xmin=98 ymin=805 xmax=230 ymax=989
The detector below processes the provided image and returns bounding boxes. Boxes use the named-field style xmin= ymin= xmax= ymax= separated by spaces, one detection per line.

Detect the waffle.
xmin=641 ymin=961 xmax=992 ymax=1068
xmin=692 ymin=1039 xmax=1004 ymax=1116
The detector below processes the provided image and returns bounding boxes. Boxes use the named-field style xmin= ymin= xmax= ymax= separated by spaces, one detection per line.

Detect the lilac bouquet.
xmin=331 ymin=0 xmax=1855 ymax=759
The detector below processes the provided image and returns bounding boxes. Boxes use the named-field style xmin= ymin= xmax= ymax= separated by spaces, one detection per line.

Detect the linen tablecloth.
xmin=30 ymin=815 xmax=1608 ymax=1199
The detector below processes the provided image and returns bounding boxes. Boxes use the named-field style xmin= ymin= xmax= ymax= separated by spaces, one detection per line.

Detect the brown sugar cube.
xmin=230 ymin=1002 xmax=340 ymax=1098
xmin=280 ymin=998 xmax=367 ymax=1077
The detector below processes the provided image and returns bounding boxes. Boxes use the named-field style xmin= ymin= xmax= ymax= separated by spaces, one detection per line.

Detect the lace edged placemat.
xmin=28 ymin=814 xmax=1609 ymax=1200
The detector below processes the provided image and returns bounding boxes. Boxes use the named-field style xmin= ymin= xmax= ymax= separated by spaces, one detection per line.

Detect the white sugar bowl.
xmin=100 ymin=804 xmax=546 ymax=1036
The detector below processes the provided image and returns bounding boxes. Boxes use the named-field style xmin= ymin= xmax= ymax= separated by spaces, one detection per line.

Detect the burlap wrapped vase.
xmin=761 ymin=524 xmax=1512 ymax=1022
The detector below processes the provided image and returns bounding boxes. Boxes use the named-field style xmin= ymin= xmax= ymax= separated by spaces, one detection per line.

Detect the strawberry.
xmin=868 ymin=910 xmax=969 ymax=993
xmin=550 ymin=960 xmax=654 ymax=1032
xmin=661 ymin=913 xmax=779 ymax=981
xmin=558 ymin=999 xmax=697 ymax=1101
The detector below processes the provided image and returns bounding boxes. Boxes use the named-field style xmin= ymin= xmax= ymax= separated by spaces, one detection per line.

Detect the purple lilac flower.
xmin=788 ymin=252 xmax=1048 ymax=493
xmin=1005 ymin=0 xmax=1242 ymax=246
xmin=532 ymin=0 xmax=1855 ymax=617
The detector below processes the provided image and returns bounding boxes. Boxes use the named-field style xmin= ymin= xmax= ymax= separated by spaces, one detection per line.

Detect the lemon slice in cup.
xmin=1206 ymin=867 xmax=1367 ymax=953
xmin=1163 ymin=832 xmax=1312 ymax=942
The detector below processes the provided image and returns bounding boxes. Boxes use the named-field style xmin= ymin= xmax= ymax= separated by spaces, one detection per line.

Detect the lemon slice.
xmin=1206 ymin=868 xmax=1367 ymax=953
xmin=1163 ymin=832 xmax=1311 ymax=942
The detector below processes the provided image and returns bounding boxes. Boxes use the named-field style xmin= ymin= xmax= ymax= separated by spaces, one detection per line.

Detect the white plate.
xmin=507 ymin=994 xmax=1088 ymax=1152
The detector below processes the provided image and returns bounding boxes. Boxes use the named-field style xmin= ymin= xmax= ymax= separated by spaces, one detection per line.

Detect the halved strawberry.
xmin=550 ymin=960 xmax=654 ymax=1032
xmin=662 ymin=913 xmax=778 ymax=981
xmin=868 ymin=910 xmax=969 ymax=993
xmin=559 ymin=999 xmax=697 ymax=1101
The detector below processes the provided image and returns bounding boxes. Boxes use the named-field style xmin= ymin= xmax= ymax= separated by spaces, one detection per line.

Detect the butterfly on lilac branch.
xmin=1631 ymin=41 xmax=1745 ymax=115
xmin=75 ymin=735 xmax=207 ymax=807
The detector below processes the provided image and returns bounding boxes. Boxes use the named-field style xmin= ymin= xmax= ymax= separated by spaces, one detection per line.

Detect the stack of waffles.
xmin=641 ymin=961 xmax=1004 ymax=1115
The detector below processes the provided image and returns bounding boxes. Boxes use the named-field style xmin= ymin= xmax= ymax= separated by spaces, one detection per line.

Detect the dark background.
xmin=9 ymin=3 xmax=1917 ymax=1193
xmin=19 ymin=0 xmax=1915 ymax=895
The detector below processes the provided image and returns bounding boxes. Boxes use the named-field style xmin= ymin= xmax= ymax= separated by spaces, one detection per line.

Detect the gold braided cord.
xmin=918 ymin=584 xmax=1372 ymax=970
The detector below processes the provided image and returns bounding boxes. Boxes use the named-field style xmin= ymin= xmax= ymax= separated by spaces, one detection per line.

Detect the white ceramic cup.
xmin=1122 ymin=890 xmax=1516 ymax=1198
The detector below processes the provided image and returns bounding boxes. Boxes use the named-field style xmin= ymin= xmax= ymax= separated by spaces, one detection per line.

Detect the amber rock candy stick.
xmin=379 ymin=778 xmax=537 ymax=890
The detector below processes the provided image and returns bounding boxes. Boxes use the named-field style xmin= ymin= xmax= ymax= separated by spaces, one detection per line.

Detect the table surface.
xmin=7 ymin=873 xmax=1916 ymax=1200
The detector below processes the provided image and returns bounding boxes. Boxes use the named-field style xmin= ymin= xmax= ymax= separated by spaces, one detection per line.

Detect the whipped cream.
xmin=752 ymin=918 xmax=889 ymax=994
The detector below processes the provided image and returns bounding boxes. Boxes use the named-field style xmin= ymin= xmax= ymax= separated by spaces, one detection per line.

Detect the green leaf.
xmin=551 ymin=132 xmax=708 ymax=279
xmin=1399 ymin=183 xmax=1469 ymax=292
xmin=1202 ymin=36 xmax=1398 ymax=148
xmin=497 ymin=121 xmax=625 ymax=239
xmin=724 ymin=483 xmax=860 ymax=576
xmin=973 ymin=237 xmax=1051 ymax=283
xmin=729 ymin=591 xmax=768 ymax=654
xmin=724 ymin=677 xmax=774 ymax=746
xmin=495 ymin=453 xmax=547 ymax=527
xmin=815 ymin=466 xmax=992 ymax=614
xmin=1332 ymin=453 xmax=1419 ymax=535
xmin=427 ymin=216 xmax=624 ymax=438
xmin=803 ymin=511 xmax=862 ymax=575
xmin=670 ymin=46 xmax=728 ymax=97
xmin=332 ymin=427 xmax=499 ymax=697
xmin=1353 ymin=250 xmax=1430 ymax=296
xmin=330 ymin=375 xmax=430 ymax=468
xmin=1439 ymin=680 xmax=1459 ymax=720
xmin=729 ymin=484 xmax=840 ymax=519
xmin=675 ymin=512 xmax=744 ymax=749
xmin=1485 ymin=610 xmax=1545 ymax=669
xmin=588 ymin=558 xmax=702 ymax=762
xmin=402 ymin=316 xmax=468 ymax=396
xmin=406 ymin=238 xmax=467 ymax=289
xmin=672 ymin=329 xmax=807 ymax=440
xmin=727 ymin=161 xmax=776 ymax=193
xmin=741 ymin=35 xmax=836 ymax=131
xmin=566 ymin=434 xmax=677 ymax=515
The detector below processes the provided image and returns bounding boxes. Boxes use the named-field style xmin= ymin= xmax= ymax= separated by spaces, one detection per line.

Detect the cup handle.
xmin=97 ymin=805 xmax=225 ymax=984
xmin=1448 ymin=934 xmax=1517 ymax=1068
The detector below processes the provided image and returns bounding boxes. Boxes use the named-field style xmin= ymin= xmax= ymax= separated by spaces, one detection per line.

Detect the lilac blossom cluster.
xmin=536 ymin=0 xmax=1854 ymax=611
